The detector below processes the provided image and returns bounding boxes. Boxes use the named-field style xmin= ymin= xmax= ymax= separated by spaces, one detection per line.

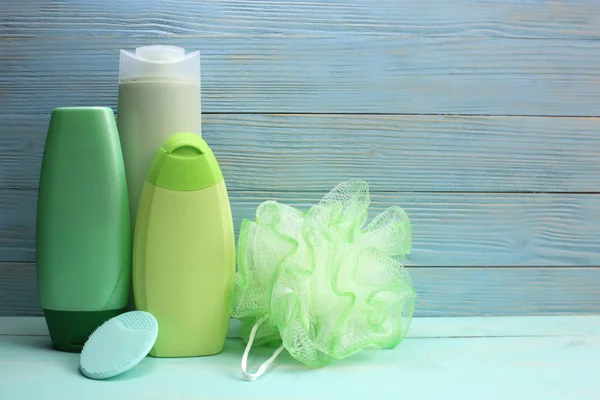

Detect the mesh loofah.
xmin=231 ymin=180 xmax=415 ymax=378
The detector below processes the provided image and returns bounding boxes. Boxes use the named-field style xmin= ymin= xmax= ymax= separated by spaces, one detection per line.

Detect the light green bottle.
xmin=133 ymin=132 xmax=235 ymax=357
xmin=36 ymin=107 xmax=130 ymax=352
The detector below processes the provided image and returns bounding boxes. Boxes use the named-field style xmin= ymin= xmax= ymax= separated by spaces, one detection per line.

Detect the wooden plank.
xmin=3 ymin=315 xmax=600 ymax=338
xmin=3 ymin=0 xmax=600 ymax=39
xmin=0 ymin=264 xmax=38 ymax=317
xmin=2 ymin=189 xmax=600 ymax=266
xmin=3 ymin=113 xmax=600 ymax=192
xmin=3 ymin=263 xmax=600 ymax=317
xmin=2 ymin=36 xmax=600 ymax=115
xmin=0 ymin=115 xmax=45 ymax=190
xmin=0 ymin=333 xmax=598 ymax=399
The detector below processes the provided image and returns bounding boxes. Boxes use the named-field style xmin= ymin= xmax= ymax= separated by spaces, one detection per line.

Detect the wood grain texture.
xmin=2 ymin=0 xmax=600 ymax=39
xmin=5 ymin=315 xmax=600 ymax=337
xmin=3 ymin=113 xmax=600 ymax=192
xmin=2 ymin=36 xmax=600 ymax=115
xmin=2 ymin=0 xmax=599 ymax=319
xmin=0 ymin=264 xmax=37 ymax=317
xmin=1 ymin=321 xmax=599 ymax=399
xmin=2 ymin=263 xmax=600 ymax=317
xmin=3 ymin=189 xmax=600 ymax=266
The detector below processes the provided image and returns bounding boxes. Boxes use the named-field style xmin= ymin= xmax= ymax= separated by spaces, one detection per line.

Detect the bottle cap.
xmin=146 ymin=132 xmax=223 ymax=191
xmin=43 ymin=308 xmax=126 ymax=353
xmin=119 ymin=45 xmax=200 ymax=84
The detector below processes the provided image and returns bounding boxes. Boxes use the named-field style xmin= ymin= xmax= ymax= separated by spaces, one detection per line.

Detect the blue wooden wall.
xmin=1 ymin=0 xmax=599 ymax=316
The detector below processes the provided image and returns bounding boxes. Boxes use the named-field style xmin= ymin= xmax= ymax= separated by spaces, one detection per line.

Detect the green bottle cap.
xmin=146 ymin=132 xmax=223 ymax=191
xmin=43 ymin=308 xmax=126 ymax=353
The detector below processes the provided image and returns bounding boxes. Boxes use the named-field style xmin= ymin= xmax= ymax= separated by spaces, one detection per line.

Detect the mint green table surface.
xmin=1 ymin=316 xmax=599 ymax=400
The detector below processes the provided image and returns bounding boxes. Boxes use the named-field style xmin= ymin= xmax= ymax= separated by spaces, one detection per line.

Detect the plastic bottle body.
xmin=118 ymin=79 xmax=201 ymax=227
xmin=36 ymin=107 xmax=131 ymax=352
xmin=133 ymin=180 xmax=235 ymax=357
xmin=117 ymin=46 xmax=201 ymax=232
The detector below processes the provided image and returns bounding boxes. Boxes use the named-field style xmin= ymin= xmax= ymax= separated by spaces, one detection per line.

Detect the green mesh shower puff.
xmin=230 ymin=180 xmax=415 ymax=380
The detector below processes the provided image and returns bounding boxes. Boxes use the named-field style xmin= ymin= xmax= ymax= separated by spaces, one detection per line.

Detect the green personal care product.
xmin=133 ymin=132 xmax=235 ymax=357
xmin=36 ymin=107 xmax=131 ymax=352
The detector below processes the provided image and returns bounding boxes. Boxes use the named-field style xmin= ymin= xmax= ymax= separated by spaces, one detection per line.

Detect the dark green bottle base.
xmin=43 ymin=308 xmax=126 ymax=353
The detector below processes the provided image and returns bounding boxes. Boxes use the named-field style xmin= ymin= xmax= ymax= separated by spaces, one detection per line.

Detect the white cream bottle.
xmin=117 ymin=45 xmax=202 ymax=231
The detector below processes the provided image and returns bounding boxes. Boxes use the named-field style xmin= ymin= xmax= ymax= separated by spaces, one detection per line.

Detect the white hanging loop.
xmin=241 ymin=314 xmax=285 ymax=381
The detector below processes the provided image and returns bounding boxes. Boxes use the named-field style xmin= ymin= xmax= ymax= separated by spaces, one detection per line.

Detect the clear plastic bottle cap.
xmin=119 ymin=45 xmax=200 ymax=84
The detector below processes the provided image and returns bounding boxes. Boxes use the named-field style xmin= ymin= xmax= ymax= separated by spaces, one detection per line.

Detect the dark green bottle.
xmin=36 ymin=107 xmax=131 ymax=352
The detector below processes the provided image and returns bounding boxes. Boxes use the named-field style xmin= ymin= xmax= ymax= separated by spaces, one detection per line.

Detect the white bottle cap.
xmin=119 ymin=45 xmax=200 ymax=84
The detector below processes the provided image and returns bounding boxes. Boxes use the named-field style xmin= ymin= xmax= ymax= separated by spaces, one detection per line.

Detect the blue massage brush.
xmin=80 ymin=311 xmax=158 ymax=379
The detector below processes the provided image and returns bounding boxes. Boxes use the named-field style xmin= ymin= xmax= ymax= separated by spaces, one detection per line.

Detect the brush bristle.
xmin=80 ymin=311 xmax=158 ymax=380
